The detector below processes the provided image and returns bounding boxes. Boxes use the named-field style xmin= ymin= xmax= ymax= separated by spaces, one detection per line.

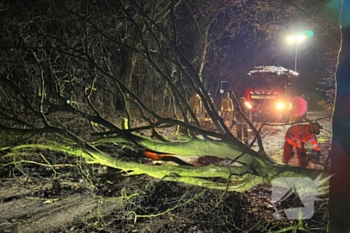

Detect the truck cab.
xmin=244 ymin=66 xmax=298 ymax=122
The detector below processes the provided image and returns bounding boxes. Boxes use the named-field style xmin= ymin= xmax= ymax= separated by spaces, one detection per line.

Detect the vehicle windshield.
xmin=250 ymin=92 xmax=279 ymax=100
xmin=248 ymin=73 xmax=288 ymax=89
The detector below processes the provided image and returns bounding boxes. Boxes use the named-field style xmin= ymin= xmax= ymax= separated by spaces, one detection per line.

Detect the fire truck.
xmin=244 ymin=66 xmax=299 ymax=122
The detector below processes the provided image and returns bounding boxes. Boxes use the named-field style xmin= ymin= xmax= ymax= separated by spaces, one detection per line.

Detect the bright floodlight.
xmin=296 ymin=34 xmax=306 ymax=43
xmin=287 ymin=36 xmax=295 ymax=44
xmin=287 ymin=34 xmax=306 ymax=44
xmin=286 ymin=32 xmax=310 ymax=72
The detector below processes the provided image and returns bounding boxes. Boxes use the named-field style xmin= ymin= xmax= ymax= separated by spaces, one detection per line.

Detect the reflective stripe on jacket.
xmin=285 ymin=124 xmax=320 ymax=151
xmin=220 ymin=97 xmax=233 ymax=111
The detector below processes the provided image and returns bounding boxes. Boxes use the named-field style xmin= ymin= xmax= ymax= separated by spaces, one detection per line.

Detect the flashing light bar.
xmin=248 ymin=66 xmax=289 ymax=75
xmin=248 ymin=66 xmax=299 ymax=76
xmin=289 ymin=70 xmax=299 ymax=76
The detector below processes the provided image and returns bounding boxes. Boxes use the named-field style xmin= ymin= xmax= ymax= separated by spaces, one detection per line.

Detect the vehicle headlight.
xmin=245 ymin=102 xmax=252 ymax=109
xmin=276 ymin=102 xmax=285 ymax=110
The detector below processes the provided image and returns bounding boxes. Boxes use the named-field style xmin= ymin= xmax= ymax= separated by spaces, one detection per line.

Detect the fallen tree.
xmin=1 ymin=119 xmax=330 ymax=193
xmin=0 ymin=0 xmax=333 ymax=194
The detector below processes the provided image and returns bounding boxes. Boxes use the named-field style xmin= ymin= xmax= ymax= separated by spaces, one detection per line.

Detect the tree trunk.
xmin=120 ymin=50 xmax=137 ymax=117
xmin=328 ymin=1 xmax=350 ymax=231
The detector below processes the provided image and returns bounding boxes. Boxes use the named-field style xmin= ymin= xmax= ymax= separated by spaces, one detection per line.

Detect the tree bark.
xmin=120 ymin=50 xmax=137 ymax=117
xmin=328 ymin=1 xmax=350 ymax=231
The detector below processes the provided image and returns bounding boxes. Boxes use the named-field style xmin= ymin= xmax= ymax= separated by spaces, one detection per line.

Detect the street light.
xmin=286 ymin=34 xmax=306 ymax=72
xmin=286 ymin=31 xmax=313 ymax=72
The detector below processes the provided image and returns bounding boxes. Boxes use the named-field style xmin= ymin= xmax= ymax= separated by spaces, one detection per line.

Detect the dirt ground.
xmin=0 ymin=170 xmax=329 ymax=233
xmin=1 ymin=169 xmax=109 ymax=232
xmin=0 ymin=111 xmax=331 ymax=233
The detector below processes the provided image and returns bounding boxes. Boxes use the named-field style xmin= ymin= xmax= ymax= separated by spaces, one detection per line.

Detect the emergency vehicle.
xmin=244 ymin=66 xmax=299 ymax=122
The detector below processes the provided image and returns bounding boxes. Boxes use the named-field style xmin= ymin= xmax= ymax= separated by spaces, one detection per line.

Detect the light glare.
xmin=276 ymin=102 xmax=285 ymax=109
xmin=245 ymin=102 xmax=252 ymax=109
xmin=286 ymin=35 xmax=306 ymax=44
xmin=296 ymin=34 xmax=306 ymax=43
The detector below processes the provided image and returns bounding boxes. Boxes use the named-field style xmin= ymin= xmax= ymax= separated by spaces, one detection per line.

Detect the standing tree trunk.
xmin=328 ymin=1 xmax=350 ymax=232
xmin=197 ymin=20 xmax=214 ymax=86
xmin=120 ymin=50 xmax=137 ymax=117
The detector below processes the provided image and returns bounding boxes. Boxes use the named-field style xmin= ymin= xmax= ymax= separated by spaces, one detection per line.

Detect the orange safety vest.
xmin=285 ymin=124 xmax=320 ymax=151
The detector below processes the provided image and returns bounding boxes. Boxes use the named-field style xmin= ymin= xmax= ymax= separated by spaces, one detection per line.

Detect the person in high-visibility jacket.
xmin=282 ymin=122 xmax=322 ymax=167
xmin=190 ymin=93 xmax=201 ymax=115
xmin=204 ymin=93 xmax=214 ymax=122
xmin=219 ymin=92 xmax=234 ymax=124
xmin=235 ymin=97 xmax=251 ymax=144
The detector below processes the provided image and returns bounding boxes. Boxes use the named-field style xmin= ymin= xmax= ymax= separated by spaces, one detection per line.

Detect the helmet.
xmin=309 ymin=122 xmax=322 ymax=135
